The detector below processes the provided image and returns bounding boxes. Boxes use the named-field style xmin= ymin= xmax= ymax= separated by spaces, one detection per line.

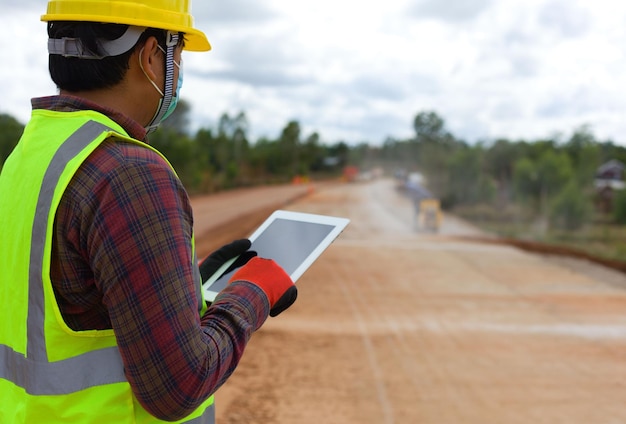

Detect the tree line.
xmin=0 ymin=101 xmax=351 ymax=195
xmin=372 ymin=111 xmax=626 ymax=231
xmin=142 ymin=100 xmax=355 ymax=193
xmin=2 ymin=104 xmax=626 ymax=231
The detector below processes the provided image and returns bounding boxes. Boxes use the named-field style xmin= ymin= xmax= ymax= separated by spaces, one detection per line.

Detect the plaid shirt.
xmin=35 ymin=95 xmax=269 ymax=421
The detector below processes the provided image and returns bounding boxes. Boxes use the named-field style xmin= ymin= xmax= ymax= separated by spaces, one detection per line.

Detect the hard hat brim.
xmin=182 ymin=27 xmax=211 ymax=52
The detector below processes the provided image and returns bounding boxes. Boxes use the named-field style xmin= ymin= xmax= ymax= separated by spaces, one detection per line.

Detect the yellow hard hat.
xmin=41 ymin=0 xmax=211 ymax=52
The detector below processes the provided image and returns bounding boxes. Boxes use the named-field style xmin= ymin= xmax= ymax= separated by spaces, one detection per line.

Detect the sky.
xmin=2 ymin=0 xmax=626 ymax=146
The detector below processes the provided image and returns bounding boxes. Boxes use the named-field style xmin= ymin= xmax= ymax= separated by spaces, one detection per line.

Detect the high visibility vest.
xmin=0 ymin=109 xmax=214 ymax=423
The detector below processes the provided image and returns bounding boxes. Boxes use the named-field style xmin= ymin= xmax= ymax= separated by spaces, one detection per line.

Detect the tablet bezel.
xmin=202 ymin=210 xmax=350 ymax=302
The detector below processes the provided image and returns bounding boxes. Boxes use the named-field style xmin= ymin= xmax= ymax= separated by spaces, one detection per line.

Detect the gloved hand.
xmin=199 ymin=239 xmax=257 ymax=283
xmin=229 ymin=257 xmax=297 ymax=317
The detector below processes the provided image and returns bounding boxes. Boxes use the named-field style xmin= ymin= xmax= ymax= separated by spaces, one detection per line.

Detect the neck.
xmin=60 ymin=80 xmax=157 ymax=127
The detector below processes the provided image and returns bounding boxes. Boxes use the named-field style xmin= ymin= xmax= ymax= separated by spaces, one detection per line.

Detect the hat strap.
xmin=48 ymin=25 xmax=146 ymax=59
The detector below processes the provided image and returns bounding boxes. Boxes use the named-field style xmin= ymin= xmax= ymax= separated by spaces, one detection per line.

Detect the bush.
xmin=0 ymin=114 xmax=24 ymax=171
xmin=613 ymin=189 xmax=626 ymax=224
xmin=549 ymin=182 xmax=593 ymax=230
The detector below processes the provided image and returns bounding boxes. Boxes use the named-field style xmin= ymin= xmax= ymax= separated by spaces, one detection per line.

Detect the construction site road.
xmin=191 ymin=178 xmax=626 ymax=424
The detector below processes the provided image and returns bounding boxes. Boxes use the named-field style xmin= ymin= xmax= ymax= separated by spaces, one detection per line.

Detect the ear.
xmin=138 ymin=36 xmax=161 ymax=82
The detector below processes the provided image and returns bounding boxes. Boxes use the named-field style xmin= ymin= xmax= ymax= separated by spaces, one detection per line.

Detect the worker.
xmin=0 ymin=1 xmax=297 ymax=423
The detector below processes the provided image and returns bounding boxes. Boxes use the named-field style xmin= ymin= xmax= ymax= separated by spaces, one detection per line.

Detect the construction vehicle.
xmin=418 ymin=198 xmax=442 ymax=232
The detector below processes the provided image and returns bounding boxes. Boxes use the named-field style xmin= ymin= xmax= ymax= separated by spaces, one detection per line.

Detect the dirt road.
xmin=192 ymin=178 xmax=626 ymax=424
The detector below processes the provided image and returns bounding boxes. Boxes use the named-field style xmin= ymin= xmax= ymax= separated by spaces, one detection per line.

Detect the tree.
xmin=563 ymin=126 xmax=600 ymax=186
xmin=613 ymin=189 xmax=626 ymax=225
xmin=248 ymin=137 xmax=286 ymax=181
xmin=279 ymin=121 xmax=301 ymax=178
xmin=550 ymin=181 xmax=593 ymax=230
xmin=484 ymin=138 xmax=522 ymax=207
xmin=300 ymin=132 xmax=324 ymax=173
xmin=327 ymin=141 xmax=350 ymax=169
xmin=447 ymin=145 xmax=495 ymax=206
xmin=349 ymin=142 xmax=379 ymax=171
xmin=0 ymin=114 xmax=24 ymax=171
xmin=513 ymin=149 xmax=574 ymax=222
xmin=599 ymin=141 xmax=626 ymax=166
xmin=231 ymin=111 xmax=249 ymax=169
xmin=413 ymin=111 xmax=445 ymax=140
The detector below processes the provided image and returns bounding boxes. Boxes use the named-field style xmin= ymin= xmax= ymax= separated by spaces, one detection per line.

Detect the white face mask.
xmin=139 ymin=42 xmax=182 ymax=132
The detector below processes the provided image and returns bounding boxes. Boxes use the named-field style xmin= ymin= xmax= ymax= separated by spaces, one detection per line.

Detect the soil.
xmin=191 ymin=178 xmax=626 ymax=424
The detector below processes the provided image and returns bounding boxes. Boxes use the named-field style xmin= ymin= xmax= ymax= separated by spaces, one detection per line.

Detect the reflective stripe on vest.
xmin=0 ymin=118 xmax=214 ymax=423
xmin=0 ymin=121 xmax=125 ymax=394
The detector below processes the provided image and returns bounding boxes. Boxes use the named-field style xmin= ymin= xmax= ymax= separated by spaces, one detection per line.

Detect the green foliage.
xmin=599 ymin=142 xmax=626 ymax=165
xmin=413 ymin=111 xmax=445 ymax=139
xmin=549 ymin=181 xmax=593 ymax=230
xmin=278 ymin=120 xmax=301 ymax=178
xmin=563 ymin=125 xmax=600 ymax=186
xmin=484 ymin=138 xmax=520 ymax=184
xmin=0 ymin=114 xmax=24 ymax=171
xmin=446 ymin=145 xmax=495 ymax=206
xmin=400 ymin=111 xmax=464 ymax=202
xmin=164 ymin=115 xmax=320 ymax=191
xmin=613 ymin=189 xmax=626 ymax=224
xmin=512 ymin=157 xmax=538 ymax=201
xmin=513 ymin=149 xmax=573 ymax=214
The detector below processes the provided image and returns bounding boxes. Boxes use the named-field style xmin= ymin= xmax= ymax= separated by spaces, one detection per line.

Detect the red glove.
xmin=229 ymin=257 xmax=297 ymax=316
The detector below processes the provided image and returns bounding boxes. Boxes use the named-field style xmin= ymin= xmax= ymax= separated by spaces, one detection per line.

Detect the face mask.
xmin=162 ymin=59 xmax=183 ymax=121
xmin=139 ymin=45 xmax=182 ymax=130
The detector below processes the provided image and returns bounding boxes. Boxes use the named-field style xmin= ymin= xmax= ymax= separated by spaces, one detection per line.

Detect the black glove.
xmin=270 ymin=286 xmax=298 ymax=317
xmin=199 ymin=239 xmax=257 ymax=283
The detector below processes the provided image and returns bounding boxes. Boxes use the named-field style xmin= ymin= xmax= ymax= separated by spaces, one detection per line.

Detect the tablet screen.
xmin=202 ymin=210 xmax=349 ymax=301
xmin=253 ymin=218 xmax=336 ymax=273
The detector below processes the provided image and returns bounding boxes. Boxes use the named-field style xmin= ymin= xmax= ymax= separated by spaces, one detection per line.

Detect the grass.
xmin=545 ymin=224 xmax=626 ymax=263
xmin=453 ymin=204 xmax=626 ymax=265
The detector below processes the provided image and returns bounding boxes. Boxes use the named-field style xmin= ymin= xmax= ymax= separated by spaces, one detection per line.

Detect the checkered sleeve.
xmin=71 ymin=140 xmax=268 ymax=420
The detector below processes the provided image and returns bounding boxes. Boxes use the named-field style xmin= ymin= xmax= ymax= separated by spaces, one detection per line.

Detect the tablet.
xmin=202 ymin=210 xmax=350 ymax=302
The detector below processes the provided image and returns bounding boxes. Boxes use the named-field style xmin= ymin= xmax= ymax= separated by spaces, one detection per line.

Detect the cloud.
xmin=3 ymin=0 xmax=626 ymax=146
xmin=180 ymin=1 xmax=278 ymax=26
xmin=350 ymin=76 xmax=409 ymax=102
xmin=538 ymin=0 xmax=590 ymax=38
xmin=0 ymin=6 xmax=54 ymax=123
xmin=408 ymin=0 xmax=493 ymax=22
xmin=190 ymin=68 xmax=311 ymax=88
xmin=3 ymin=0 xmax=42 ymax=10
xmin=210 ymin=34 xmax=303 ymax=70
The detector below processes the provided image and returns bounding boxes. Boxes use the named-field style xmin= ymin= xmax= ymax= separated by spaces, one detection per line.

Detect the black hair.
xmin=47 ymin=21 xmax=178 ymax=92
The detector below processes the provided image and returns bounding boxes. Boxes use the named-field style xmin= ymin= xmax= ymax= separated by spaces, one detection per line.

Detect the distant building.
xmin=595 ymin=159 xmax=625 ymax=213
xmin=596 ymin=159 xmax=625 ymax=183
